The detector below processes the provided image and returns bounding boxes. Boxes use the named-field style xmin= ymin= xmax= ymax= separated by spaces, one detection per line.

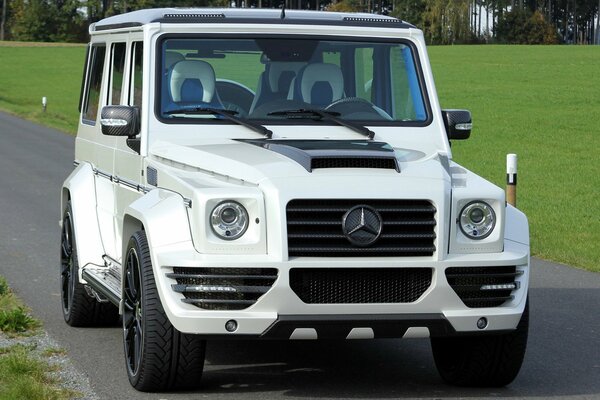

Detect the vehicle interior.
xmin=158 ymin=37 xmax=428 ymax=124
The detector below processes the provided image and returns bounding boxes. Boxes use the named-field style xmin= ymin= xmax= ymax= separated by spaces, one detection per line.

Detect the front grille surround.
xmin=445 ymin=266 xmax=522 ymax=308
xmin=167 ymin=267 xmax=278 ymax=310
xmin=286 ymin=199 xmax=437 ymax=257
xmin=290 ymin=267 xmax=433 ymax=304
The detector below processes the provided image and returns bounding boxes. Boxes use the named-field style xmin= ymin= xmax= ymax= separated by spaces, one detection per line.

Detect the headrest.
xmin=296 ymin=63 xmax=344 ymax=106
xmin=266 ymin=62 xmax=305 ymax=93
xmin=164 ymin=51 xmax=185 ymax=69
xmin=169 ymin=60 xmax=216 ymax=103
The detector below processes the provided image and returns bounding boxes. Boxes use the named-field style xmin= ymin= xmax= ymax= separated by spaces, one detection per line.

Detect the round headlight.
xmin=210 ymin=201 xmax=248 ymax=240
xmin=459 ymin=201 xmax=496 ymax=240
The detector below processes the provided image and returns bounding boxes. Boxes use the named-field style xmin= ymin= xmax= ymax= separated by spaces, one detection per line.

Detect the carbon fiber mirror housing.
xmin=100 ymin=106 xmax=140 ymax=137
xmin=442 ymin=109 xmax=472 ymax=140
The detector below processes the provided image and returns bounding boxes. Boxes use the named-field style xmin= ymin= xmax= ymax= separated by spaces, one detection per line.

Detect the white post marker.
xmin=42 ymin=96 xmax=47 ymax=112
xmin=506 ymin=153 xmax=517 ymax=207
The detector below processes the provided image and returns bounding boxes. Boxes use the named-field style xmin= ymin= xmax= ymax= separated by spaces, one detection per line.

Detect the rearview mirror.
xmin=442 ymin=109 xmax=472 ymax=140
xmin=100 ymin=106 xmax=140 ymax=137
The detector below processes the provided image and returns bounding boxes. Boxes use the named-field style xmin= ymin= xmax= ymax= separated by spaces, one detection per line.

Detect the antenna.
xmin=280 ymin=1 xmax=286 ymax=19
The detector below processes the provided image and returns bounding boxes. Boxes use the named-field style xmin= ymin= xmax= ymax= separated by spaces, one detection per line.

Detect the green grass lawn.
xmin=0 ymin=276 xmax=75 ymax=399
xmin=0 ymin=42 xmax=85 ymax=134
xmin=0 ymin=42 xmax=598 ymax=271
xmin=428 ymin=45 xmax=600 ymax=271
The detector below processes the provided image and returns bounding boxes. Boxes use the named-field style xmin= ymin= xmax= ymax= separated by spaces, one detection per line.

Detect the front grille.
xmin=446 ymin=266 xmax=521 ymax=308
xmin=167 ymin=267 xmax=278 ymax=310
xmin=311 ymin=157 xmax=397 ymax=171
xmin=286 ymin=199 xmax=436 ymax=257
xmin=290 ymin=268 xmax=432 ymax=304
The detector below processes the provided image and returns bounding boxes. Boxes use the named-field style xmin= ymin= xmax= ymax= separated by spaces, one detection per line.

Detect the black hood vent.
xmin=238 ymin=139 xmax=399 ymax=172
xmin=311 ymin=157 xmax=397 ymax=170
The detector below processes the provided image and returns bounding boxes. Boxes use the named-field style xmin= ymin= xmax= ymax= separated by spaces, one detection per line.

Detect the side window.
xmin=129 ymin=42 xmax=144 ymax=107
xmin=354 ymin=48 xmax=374 ymax=102
xmin=82 ymin=44 xmax=106 ymax=124
xmin=109 ymin=42 xmax=127 ymax=105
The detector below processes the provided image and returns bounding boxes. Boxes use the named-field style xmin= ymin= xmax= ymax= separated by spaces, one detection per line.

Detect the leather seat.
xmin=249 ymin=61 xmax=305 ymax=113
xmin=168 ymin=60 xmax=221 ymax=107
xmin=288 ymin=63 xmax=344 ymax=107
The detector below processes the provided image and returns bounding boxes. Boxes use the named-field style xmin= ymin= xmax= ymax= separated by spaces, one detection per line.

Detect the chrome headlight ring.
xmin=210 ymin=201 xmax=249 ymax=240
xmin=458 ymin=201 xmax=496 ymax=240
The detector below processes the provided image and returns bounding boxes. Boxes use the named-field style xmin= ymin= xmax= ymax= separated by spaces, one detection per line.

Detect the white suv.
xmin=61 ymin=8 xmax=530 ymax=391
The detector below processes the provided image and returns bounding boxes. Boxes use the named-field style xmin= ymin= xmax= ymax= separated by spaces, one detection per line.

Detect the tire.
xmin=123 ymin=230 xmax=206 ymax=392
xmin=431 ymin=299 xmax=529 ymax=387
xmin=60 ymin=201 xmax=118 ymax=327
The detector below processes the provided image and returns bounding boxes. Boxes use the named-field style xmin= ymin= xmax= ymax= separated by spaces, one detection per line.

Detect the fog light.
xmin=477 ymin=317 xmax=488 ymax=330
xmin=225 ymin=320 xmax=238 ymax=332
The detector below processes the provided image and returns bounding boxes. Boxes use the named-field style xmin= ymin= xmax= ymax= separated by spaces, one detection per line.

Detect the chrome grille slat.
xmin=446 ymin=271 xmax=524 ymax=279
xmin=182 ymin=299 xmax=255 ymax=305
xmin=287 ymin=199 xmax=437 ymax=257
xmin=287 ymin=206 xmax=436 ymax=213
xmin=288 ymin=233 xmax=436 ymax=240
xmin=288 ymin=246 xmax=436 ymax=253
xmin=461 ymin=295 xmax=515 ymax=304
xmin=166 ymin=273 xmax=278 ymax=280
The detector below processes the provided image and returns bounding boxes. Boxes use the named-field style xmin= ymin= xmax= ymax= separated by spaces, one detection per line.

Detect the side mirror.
xmin=442 ymin=109 xmax=472 ymax=140
xmin=100 ymin=106 xmax=140 ymax=137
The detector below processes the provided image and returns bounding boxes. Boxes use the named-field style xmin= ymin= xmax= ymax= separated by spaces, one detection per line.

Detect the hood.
xmin=149 ymin=139 xmax=449 ymax=185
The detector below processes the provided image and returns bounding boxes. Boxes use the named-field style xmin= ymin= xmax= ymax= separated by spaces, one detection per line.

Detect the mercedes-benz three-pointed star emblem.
xmin=342 ymin=205 xmax=383 ymax=247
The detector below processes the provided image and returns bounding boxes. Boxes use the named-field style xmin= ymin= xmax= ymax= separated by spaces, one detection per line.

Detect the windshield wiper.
xmin=165 ymin=107 xmax=273 ymax=139
xmin=268 ymin=108 xmax=375 ymax=140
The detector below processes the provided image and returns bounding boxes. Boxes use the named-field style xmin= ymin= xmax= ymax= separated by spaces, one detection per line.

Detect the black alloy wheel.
xmin=123 ymin=245 xmax=143 ymax=377
xmin=123 ymin=231 xmax=206 ymax=391
xmin=60 ymin=209 xmax=75 ymax=316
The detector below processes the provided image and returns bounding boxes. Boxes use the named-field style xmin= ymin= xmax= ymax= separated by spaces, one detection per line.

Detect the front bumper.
xmin=152 ymin=239 xmax=529 ymax=338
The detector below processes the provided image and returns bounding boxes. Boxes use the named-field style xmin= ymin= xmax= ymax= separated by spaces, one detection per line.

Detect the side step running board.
xmin=82 ymin=267 xmax=121 ymax=307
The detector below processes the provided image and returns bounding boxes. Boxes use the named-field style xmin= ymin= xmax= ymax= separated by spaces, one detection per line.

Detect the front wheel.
xmin=123 ymin=231 xmax=206 ymax=392
xmin=431 ymin=300 xmax=529 ymax=387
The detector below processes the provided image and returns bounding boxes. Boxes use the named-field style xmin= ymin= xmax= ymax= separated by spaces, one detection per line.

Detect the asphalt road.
xmin=0 ymin=110 xmax=599 ymax=400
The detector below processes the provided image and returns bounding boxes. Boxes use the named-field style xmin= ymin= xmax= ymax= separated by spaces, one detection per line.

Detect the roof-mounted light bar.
xmin=163 ymin=13 xmax=225 ymax=20
xmin=343 ymin=16 xmax=403 ymax=24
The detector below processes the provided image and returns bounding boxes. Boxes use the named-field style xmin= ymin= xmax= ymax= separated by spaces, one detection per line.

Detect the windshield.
xmin=157 ymin=37 xmax=429 ymax=125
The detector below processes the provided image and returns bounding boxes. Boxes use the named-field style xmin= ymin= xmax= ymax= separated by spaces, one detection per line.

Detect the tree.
xmin=420 ymin=0 xmax=471 ymax=44
xmin=328 ymin=0 xmax=363 ymax=12
xmin=496 ymin=7 xmax=559 ymax=43
xmin=390 ymin=0 xmax=426 ymax=26
xmin=1 ymin=0 xmax=7 ymax=40
xmin=9 ymin=0 xmax=85 ymax=42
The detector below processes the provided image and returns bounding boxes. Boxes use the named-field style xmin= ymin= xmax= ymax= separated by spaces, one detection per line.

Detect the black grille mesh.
xmin=168 ymin=267 xmax=278 ymax=310
xmin=286 ymin=199 xmax=436 ymax=257
xmin=290 ymin=268 xmax=432 ymax=304
xmin=311 ymin=157 xmax=397 ymax=170
xmin=446 ymin=266 xmax=519 ymax=308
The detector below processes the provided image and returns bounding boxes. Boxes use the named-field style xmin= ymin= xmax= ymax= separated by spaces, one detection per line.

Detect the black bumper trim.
xmin=260 ymin=313 xmax=457 ymax=339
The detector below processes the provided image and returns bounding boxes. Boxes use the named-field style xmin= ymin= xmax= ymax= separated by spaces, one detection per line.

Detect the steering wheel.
xmin=249 ymin=99 xmax=311 ymax=119
xmin=326 ymin=97 xmax=393 ymax=120
xmin=325 ymin=97 xmax=379 ymax=115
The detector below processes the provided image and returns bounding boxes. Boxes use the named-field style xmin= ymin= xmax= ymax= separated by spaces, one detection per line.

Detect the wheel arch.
xmin=504 ymin=204 xmax=529 ymax=247
xmin=120 ymin=189 xmax=194 ymax=322
xmin=120 ymin=189 xmax=193 ymax=260
xmin=61 ymin=162 xmax=105 ymax=280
